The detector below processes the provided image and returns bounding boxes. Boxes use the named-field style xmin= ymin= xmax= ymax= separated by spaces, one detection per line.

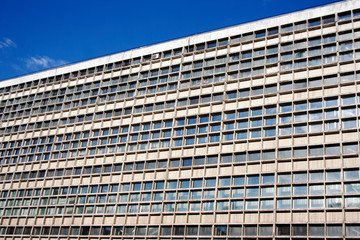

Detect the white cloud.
xmin=0 ymin=38 xmax=16 ymax=48
xmin=24 ymin=56 xmax=67 ymax=70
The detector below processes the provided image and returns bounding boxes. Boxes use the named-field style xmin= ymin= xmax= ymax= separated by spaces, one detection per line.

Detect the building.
xmin=0 ymin=0 xmax=360 ymax=238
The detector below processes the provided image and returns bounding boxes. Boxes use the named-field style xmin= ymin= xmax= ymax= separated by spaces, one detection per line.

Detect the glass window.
xmin=225 ymin=112 xmax=235 ymax=120
xmin=293 ymin=198 xmax=307 ymax=209
xmin=229 ymin=225 xmax=242 ymax=236
xmin=248 ymin=175 xmax=259 ymax=185
xmin=345 ymin=183 xmax=360 ymax=194
xmin=214 ymin=225 xmax=227 ymax=236
xmin=327 ymin=225 xmax=343 ymax=236
xmin=247 ymin=187 xmax=259 ymax=197
xmin=310 ymin=146 xmax=323 ymax=156
xmin=277 ymin=198 xmax=291 ymax=209
xmin=293 ymin=225 xmax=307 ymax=236
xmin=294 ymin=80 xmax=307 ymax=89
xmin=180 ymin=180 xmax=190 ymax=188
xmin=221 ymin=154 xmax=233 ymax=163
xmin=262 ymin=174 xmax=274 ymax=184
xmin=185 ymin=138 xmax=195 ymax=145
xmin=343 ymin=143 xmax=358 ymax=154
xmin=232 ymin=188 xmax=244 ymax=198
xmin=249 ymin=151 xmax=260 ymax=161
xmin=261 ymin=199 xmax=274 ymax=209
xmin=280 ymin=115 xmax=292 ymax=124
xmin=342 ymin=107 xmax=356 ymax=117
xmin=265 ymin=117 xmax=276 ymax=126
xmin=199 ymin=226 xmax=212 ymax=236
xmin=327 ymin=197 xmax=342 ymax=208
xmin=310 ymin=225 xmax=325 ymax=236
xmin=204 ymin=191 xmax=215 ymax=200
xmin=246 ymin=200 xmax=258 ymax=210
xmin=295 ymin=125 xmax=307 ymax=134
xmin=277 ymin=225 xmax=290 ymax=236
xmin=252 ymin=109 xmax=262 ymax=116
xmin=346 ymin=225 xmax=360 ymax=236
xmin=219 ymin=177 xmax=231 ymax=186
xmin=192 ymin=179 xmax=203 ymax=188
xmin=294 ymin=185 xmax=307 ymax=195
xmin=310 ymin=185 xmax=325 ymax=195
xmin=206 ymin=178 xmax=216 ymax=187
xmin=207 ymin=156 xmax=218 ymax=164
xmin=294 ymin=172 xmax=307 ymax=182
xmin=194 ymin=157 xmax=205 ymax=165
xmin=343 ymin=119 xmax=357 ymax=129
xmin=238 ymin=120 xmax=248 ymax=129
xmin=310 ymin=123 xmax=323 ymax=132
xmin=244 ymin=225 xmax=257 ymax=236
xmin=278 ymin=174 xmax=291 ymax=183
xmin=325 ymin=109 xmax=338 ymax=119
xmin=280 ymin=105 xmax=292 ymax=113
xmin=310 ymin=172 xmax=324 ymax=182
xmin=279 ymin=149 xmax=291 ymax=159
xmin=342 ymin=96 xmax=356 ymax=105
xmin=326 ymin=170 xmax=341 ymax=181
xmin=250 ymin=130 xmax=261 ymax=138
xmin=210 ymin=134 xmax=220 ymax=142
xmin=327 ymin=184 xmax=342 ymax=195
xmin=344 ymin=169 xmax=360 ymax=180
xmin=156 ymin=181 xmax=164 ymax=190
xmin=263 ymin=150 xmax=275 ymax=160
xmin=233 ymin=176 xmax=245 ymax=185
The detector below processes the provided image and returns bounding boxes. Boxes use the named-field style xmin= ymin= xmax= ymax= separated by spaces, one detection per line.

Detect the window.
xmin=210 ymin=134 xmax=220 ymax=142
xmin=206 ymin=178 xmax=216 ymax=187
xmin=293 ymin=198 xmax=308 ymax=209
xmin=263 ymin=150 xmax=275 ymax=160
xmin=327 ymin=183 xmax=342 ymax=195
xmin=310 ymin=146 xmax=323 ymax=156
xmin=294 ymin=172 xmax=307 ymax=182
xmin=344 ymin=169 xmax=360 ymax=180
xmin=327 ymin=197 xmax=342 ymax=208
xmin=246 ymin=200 xmax=258 ymax=210
xmin=221 ymin=154 xmax=233 ymax=163
xmin=249 ymin=151 xmax=260 ymax=161
xmin=327 ymin=225 xmax=343 ymax=236
xmin=343 ymin=143 xmax=358 ymax=154
xmin=261 ymin=199 xmax=274 ymax=209
xmin=326 ymin=145 xmax=340 ymax=155
xmin=346 ymin=225 xmax=360 ymax=236
xmin=325 ymin=121 xmax=339 ymax=131
xmin=277 ymin=198 xmax=291 ymax=209
xmin=278 ymin=174 xmax=291 ymax=183
xmin=294 ymin=185 xmax=307 ymax=195
xmin=214 ymin=225 xmax=227 ymax=236
xmin=310 ymin=225 xmax=324 ymax=236
xmin=277 ymin=225 xmax=290 ymax=236
xmin=293 ymin=225 xmax=307 ymax=236
xmin=250 ymin=130 xmax=261 ymax=138
xmin=219 ymin=177 xmax=231 ymax=187
xmin=262 ymin=187 xmax=274 ymax=197
xmin=248 ymin=175 xmax=259 ymax=185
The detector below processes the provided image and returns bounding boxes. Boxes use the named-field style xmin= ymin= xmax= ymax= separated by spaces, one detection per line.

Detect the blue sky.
xmin=0 ymin=0 xmax=342 ymax=81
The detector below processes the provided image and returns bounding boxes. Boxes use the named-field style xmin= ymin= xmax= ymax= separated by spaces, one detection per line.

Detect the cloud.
xmin=24 ymin=56 xmax=67 ymax=71
xmin=0 ymin=38 xmax=16 ymax=48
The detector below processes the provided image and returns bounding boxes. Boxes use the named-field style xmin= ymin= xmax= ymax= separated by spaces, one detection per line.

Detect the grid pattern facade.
xmin=0 ymin=1 xmax=360 ymax=239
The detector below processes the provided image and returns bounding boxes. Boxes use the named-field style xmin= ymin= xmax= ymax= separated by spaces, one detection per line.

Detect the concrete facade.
xmin=0 ymin=0 xmax=360 ymax=238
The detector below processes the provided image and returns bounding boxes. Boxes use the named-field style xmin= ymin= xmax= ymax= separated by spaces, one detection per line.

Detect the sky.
xmin=0 ymin=0 xmax=343 ymax=81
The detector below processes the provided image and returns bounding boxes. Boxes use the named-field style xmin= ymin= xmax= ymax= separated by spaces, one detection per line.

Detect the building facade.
xmin=0 ymin=0 xmax=360 ymax=239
